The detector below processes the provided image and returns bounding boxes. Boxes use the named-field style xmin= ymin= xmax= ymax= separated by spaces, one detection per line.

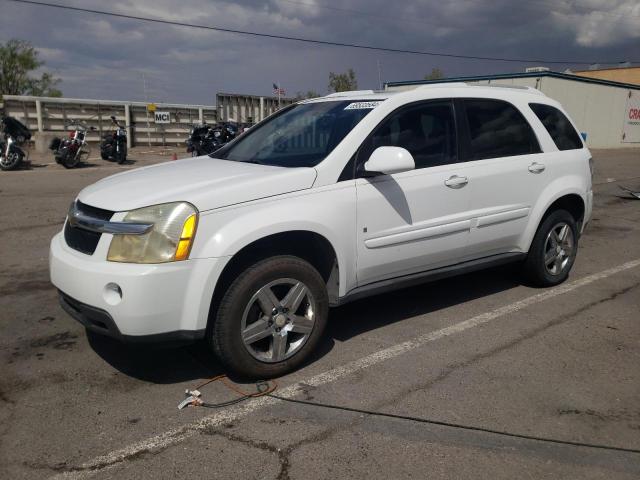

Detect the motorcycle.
xmin=0 ymin=116 xmax=31 ymax=171
xmin=186 ymin=123 xmax=219 ymax=156
xmin=185 ymin=123 xmax=235 ymax=157
xmin=49 ymin=121 xmax=95 ymax=169
xmin=100 ymin=115 xmax=127 ymax=164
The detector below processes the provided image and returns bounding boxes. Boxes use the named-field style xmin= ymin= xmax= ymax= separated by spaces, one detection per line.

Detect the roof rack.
xmin=481 ymin=84 xmax=545 ymax=95
xmin=325 ymin=90 xmax=375 ymax=97
xmin=417 ymin=82 xmax=468 ymax=89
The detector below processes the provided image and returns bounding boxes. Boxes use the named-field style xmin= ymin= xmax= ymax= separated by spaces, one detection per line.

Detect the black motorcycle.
xmin=0 ymin=116 xmax=31 ymax=171
xmin=100 ymin=116 xmax=127 ymax=164
xmin=49 ymin=121 xmax=95 ymax=169
xmin=186 ymin=123 xmax=234 ymax=157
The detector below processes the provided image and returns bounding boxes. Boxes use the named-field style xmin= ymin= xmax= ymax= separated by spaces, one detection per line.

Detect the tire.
xmin=63 ymin=151 xmax=80 ymax=169
xmin=0 ymin=145 xmax=24 ymax=171
xmin=209 ymin=255 xmax=329 ymax=379
xmin=523 ymin=209 xmax=578 ymax=287
xmin=116 ymin=145 xmax=127 ymax=164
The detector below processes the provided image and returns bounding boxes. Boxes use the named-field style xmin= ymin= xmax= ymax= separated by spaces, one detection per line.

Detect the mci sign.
xmin=154 ymin=111 xmax=171 ymax=124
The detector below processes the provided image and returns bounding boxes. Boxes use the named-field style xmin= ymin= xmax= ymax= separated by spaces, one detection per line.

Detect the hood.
xmin=78 ymin=157 xmax=317 ymax=212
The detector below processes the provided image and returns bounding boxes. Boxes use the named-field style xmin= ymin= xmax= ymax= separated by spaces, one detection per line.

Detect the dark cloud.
xmin=0 ymin=0 xmax=638 ymax=104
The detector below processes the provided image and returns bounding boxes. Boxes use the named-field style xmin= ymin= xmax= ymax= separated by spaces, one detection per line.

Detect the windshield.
xmin=210 ymin=100 xmax=382 ymax=167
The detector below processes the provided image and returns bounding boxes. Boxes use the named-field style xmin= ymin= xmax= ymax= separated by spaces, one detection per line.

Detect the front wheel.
xmin=209 ymin=256 xmax=329 ymax=378
xmin=523 ymin=209 xmax=578 ymax=287
xmin=116 ymin=145 xmax=127 ymax=164
xmin=0 ymin=145 xmax=24 ymax=171
xmin=62 ymin=149 xmax=81 ymax=169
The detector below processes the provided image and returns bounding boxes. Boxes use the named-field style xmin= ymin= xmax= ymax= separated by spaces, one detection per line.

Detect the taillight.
xmin=68 ymin=131 xmax=75 ymax=139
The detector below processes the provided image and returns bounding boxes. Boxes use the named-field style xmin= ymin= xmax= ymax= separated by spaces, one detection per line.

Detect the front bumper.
xmin=58 ymin=291 xmax=204 ymax=344
xmin=50 ymin=231 xmax=226 ymax=339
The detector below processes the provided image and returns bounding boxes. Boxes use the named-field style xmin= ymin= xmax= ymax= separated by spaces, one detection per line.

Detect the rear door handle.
xmin=528 ymin=162 xmax=546 ymax=174
xmin=444 ymin=175 xmax=468 ymax=189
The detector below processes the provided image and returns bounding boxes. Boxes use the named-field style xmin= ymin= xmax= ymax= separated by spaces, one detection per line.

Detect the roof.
xmin=303 ymin=83 xmax=549 ymax=104
xmin=386 ymin=71 xmax=640 ymax=91
xmin=573 ymin=65 xmax=640 ymax=73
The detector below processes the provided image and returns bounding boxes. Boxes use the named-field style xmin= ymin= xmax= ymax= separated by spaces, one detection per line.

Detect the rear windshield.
xmin=529 ymin=103 xmax=583 ymax=150
xmin=211 ymin=100 xmax=382 ymax=167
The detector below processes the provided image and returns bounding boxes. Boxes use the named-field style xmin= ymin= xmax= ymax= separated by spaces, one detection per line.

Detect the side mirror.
xmin=364 ymin=146 xmax=415 ymax=176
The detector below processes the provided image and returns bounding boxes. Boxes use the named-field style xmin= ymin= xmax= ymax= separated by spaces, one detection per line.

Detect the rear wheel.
xmin=523 ymin=209 xmax=578 ymax=287
xmin=209 ymin=256 xmax=329 ymax=378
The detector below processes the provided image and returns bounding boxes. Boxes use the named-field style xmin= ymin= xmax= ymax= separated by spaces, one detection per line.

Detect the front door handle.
xmin=444 ymin=175 xmax=468 ymax=189
xmin=528 ymin=162 xmax=546 ymax=174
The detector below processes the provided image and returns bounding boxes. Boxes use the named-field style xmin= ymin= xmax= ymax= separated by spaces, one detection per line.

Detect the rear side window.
xmin=529 ymin=103 xmax=583 ymax=150
xmin=463 ymin=99 xmax=540 ymax=160
xmin=364 ymin=101 xmax=457 ymax=170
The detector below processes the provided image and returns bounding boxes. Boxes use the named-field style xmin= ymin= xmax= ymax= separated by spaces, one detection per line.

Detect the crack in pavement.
xmin=205 ymin=422 xmax=347 ymax=480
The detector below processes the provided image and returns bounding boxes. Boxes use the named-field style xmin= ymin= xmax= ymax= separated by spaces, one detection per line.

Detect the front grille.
xmin=75 ymin=201 xmax=114 ymax=221
xmin=64 ymin=201 xmax=115 ymax=255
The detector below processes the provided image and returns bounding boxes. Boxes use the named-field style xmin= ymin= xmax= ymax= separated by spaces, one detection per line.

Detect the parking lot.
xmin=1 ymin=148 xmax=639 ymax=479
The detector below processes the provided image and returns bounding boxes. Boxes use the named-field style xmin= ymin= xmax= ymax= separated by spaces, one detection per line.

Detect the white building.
xmin=386 ymin=71 xmax=640 ymax=149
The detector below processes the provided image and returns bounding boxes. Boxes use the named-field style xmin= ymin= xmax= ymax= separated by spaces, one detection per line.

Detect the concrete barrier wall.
xmin=1 ymin=95 xmax=217 ymax=152
xmin=216 ymin=92 xmax=296 ymax=123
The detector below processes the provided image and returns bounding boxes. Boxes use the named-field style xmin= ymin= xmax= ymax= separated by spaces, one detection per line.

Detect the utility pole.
xmin=142 ymin=72 xmax=151 ymax=147
xmin=277 ymin=81 xmax=281 ymax=109
xmin=377 ymin=59 xmax=383 ymax=90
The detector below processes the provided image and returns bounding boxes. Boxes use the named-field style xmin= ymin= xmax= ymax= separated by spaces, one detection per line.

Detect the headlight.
xmin=107 ymin=202 xmax=198 ymax=263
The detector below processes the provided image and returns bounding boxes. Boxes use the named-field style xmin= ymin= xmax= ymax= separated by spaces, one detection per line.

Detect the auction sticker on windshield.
xmin=344 ymin=101 xmax=382 ymax=110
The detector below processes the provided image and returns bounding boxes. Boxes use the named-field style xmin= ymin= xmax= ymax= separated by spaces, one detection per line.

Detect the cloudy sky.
xmin=1 ymin=0 xmax=639 ymax=105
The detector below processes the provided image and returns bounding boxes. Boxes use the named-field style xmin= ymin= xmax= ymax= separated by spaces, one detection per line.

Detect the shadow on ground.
xmin=88 ymin=264 xmax=522 ymax=383
xmin=87 ymin=333 xmax=224 ymax=384
xmin=328 ymin=264 xmax=521 ymax=342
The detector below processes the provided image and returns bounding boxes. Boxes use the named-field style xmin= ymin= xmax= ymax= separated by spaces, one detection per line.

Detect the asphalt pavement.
xmin=0 ymin=147 xmax=639 ymax=479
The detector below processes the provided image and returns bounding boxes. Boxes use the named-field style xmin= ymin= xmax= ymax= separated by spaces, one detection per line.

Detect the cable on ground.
xmin=180 ymin=376 xmax=640 ymax=455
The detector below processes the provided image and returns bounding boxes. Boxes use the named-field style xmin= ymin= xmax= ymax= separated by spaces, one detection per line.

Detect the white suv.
xmin=50 ymin=84 xmax=593 ymax=377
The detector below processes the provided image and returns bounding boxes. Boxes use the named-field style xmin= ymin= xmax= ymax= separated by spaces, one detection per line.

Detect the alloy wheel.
xmin=241 ymin=278 xmax=316 ymax=363
xmin=543 ymin=222 xmax=575 ymax=275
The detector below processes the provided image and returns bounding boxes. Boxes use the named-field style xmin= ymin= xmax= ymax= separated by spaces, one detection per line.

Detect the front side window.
xmin=211 ymin=100 xmax=380 ymax=167
xmin=529 ymin=103 xmax=583 ymax=151
xmin=360 ymin=101 xmax=457 ymax=171
xmin=463 ymin=99 xmax=541 ymax=160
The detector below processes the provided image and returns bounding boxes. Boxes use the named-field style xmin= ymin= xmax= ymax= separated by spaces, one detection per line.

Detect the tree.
xmin=424 ymin=68 xmax=444 ymax=81
xmin=328 ymin=68 xmax=357 ymax=92
xmin=0 ymin=39 xmax=62 ymax=98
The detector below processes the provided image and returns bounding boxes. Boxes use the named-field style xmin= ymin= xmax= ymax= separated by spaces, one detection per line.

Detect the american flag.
xmin=273 ymin=83 xmax=285 ymax=96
